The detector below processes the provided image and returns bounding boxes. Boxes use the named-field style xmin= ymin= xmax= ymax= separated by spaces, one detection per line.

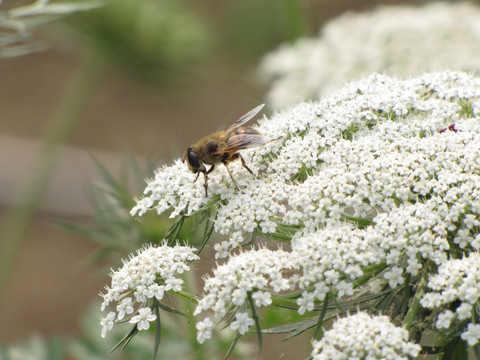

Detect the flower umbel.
xmin=194 ymin=248 xmax=298 ymax=343
xmin=129 ymin=70 xmax=480 ymax=356
xmin=99 ymin=242 xmax=199 ymax=337
xmin=421 ymin=252 xmax=480 ymax=345
xmin=260 ymin=2 xmax=480 ymax=107
xmin=311 ymin=312 xmax=421 ymax=360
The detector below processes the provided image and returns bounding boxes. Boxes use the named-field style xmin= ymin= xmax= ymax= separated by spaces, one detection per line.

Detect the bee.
xmin=183 ymin=104 xmax=277 ymax=196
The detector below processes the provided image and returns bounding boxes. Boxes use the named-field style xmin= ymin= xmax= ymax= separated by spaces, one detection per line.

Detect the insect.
xmin=183 ymin=104 xmax=277 ymax=196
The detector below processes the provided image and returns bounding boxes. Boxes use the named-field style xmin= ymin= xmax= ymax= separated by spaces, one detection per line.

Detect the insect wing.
xmin=225 ymin=104 xmax=265 ymax=132
xmin=216 ymin=134 xmax=268 ymax=153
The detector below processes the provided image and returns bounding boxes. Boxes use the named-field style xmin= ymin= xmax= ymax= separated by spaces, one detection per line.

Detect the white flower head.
xmin=194 ymin=248 xmax=298 ymax=341
xmin=311 ymin=312 xmax=421 ymax=359
xmin=260 ymin=2 xmax=480 ymax=107
xmin=126 ymin=70 xmax=480 ymax=352
xmin=421 ymin=253 xmax=480 ymax=341
xmin=99 ymin=242 xmax=199 ymax=336
xmin=133 ymin=71 xmax=480 ymax=262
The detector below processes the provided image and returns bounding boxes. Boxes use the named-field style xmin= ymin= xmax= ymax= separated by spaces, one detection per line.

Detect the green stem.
xmin=404 ymin=273 xmax=428 ymax=331
xmin=352 ymin=262 xmax=388 ymax=288
xmin=182 ymin=271 xmax=207 ymax=360
xmin=282 ymin=0 xmax=306 ymax=40
xmin=313 ymin=294 xmax=329 ymax=340
xmin=0 ymin=53 xmax=107 ymax=304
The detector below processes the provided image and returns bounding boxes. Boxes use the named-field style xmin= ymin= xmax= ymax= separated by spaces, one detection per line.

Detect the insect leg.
xmin=203 ymin=171 xmax=209 ymax=197
xmin=206 ymin=164 xmax=215 ymax=174
xmin=223 ymin=162 xmax=240 ymax=190
xmin=239 ymin=154 xmax=254 ymax=176
xmin=194 ymin=172 xmax=200 ymax=182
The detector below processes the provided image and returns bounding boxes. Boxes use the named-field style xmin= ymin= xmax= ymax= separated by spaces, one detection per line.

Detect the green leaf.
xmin=156 ymin=300 xmax=187 ymax=317
xmin=444 ymin=338 xmax=468 ymax=360
xmin=197 ymin=213 xmax=216 ymax=255
xmin=172 ymin=290 xmax=199 ymax=303
xmin=109 ymin=324 xmax=138 ymax=353
xmin=89 ymin=152 xmax=122 ymax=191
xmin=263 ymin=318 xmax=317 ymax=340
xmin=313 ymin=294 xmax=329 ymax=340
xmin=164 ymin=216 xmax=186 ymax=244
xmin=222 ymin=333 xmax=241 ymax=360
xmin=152 ymin=305 xmax=161 ymax=360
xmin=474 ymin=343 xmax=480 ymax=360
xmin=247 ymin=292 xmax=263 ymax=350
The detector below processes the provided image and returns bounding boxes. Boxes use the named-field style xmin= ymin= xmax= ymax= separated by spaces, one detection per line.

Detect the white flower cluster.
xmin=421 ymin=252 xmax=480 ymax=346
xmin=194 ymin=248 xmax=298 ymax=343
xmin=132 ymin=71 xmax=480 ymax=350
xmin=311 ymin=312 xmax=421 ymax=360
xmin=130 ymin=159 xmax=211 ymax=219
xmin=99 ymin=242 xmax=199 ymax=338
xmin=133 ymin=71 xmax=480 ymax=263
xmin=259 ymin=2 xmax=480 ymax=107
xmin=290 ymin=191 xmax=480 ymax=312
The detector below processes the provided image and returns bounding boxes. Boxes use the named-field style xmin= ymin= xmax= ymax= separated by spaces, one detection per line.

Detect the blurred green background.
xmin=0 ymin=0 xmax=448 ymax=358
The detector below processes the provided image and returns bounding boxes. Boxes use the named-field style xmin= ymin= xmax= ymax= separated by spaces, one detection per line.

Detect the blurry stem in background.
xmin=282 ymin=0 xmax=307 ymax=40
xmin=0 ymin=53 xmax=107 ymax=305
xmin=182 ymin=271 xmax=207 ymax=360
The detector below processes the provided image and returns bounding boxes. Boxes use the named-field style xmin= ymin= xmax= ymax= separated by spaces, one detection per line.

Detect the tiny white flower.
xmin=146 ymin=284 xmax=165 ymax=300
xmin=384 ymin=267 xmax=405 ymax=288
xmin=100 ymin=312 xmax=116 ymax=338
xmin=252 ymin=291 xmax=272 ymax=307
xmin=116 ymin=297 xmax=134 ymax=320
xmin=230 ymin=312 xmax=254 ymax=335
xmin=196 ymin=318 xmax=214 ymax=344
xmin=129 ymin=307 xmax=157 ymax=331
xmin=297 ymin=291 xmax=315 ymax=315
xmin=456 ymin=303 xmax=473 ymax=321
xmin=461 ymin=323 xmax=480 ymax=346
xmin=232 ymin=288 xmax=247 ymax=306
xmin=436 ymin=310 xmax=454 ymax=329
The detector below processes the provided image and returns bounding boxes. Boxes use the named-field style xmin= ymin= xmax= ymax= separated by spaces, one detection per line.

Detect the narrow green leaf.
xmin=196 ymin=194 xmax=221 ymax=211
xmin=247 ymin=292 xmax=263 ymax=350
xmin=282 ymin=322 xmax=317 ymax=340
xmin=164 ymin=216 xmax=185 ymax=244
xmin=197 ymin=215 xmax=216 ymax=255
xmin=152 ymin=305 xmax=161 ymax=360
xmin=341 ymin=213 xmax=372 ymax=227
xmin=473 ymin=343 xmax=480 ymax=360
xmin=118 ymin=157 xmax=130 ymax=192
xmin=109 ymin=324 xmax=138 ymax=353
xmin=222 ymin=333 xmax=241 ymax=360
xmin=156 ymin=300 xmax=187 ymax=317
xmin=313 ymin=294 xmax=329 ymax=340
xmin=173 ymin=290 xmax=199 ymax=303
xmin=89 ymin=152 xmax=120 ymax=190
xmin=263 ymin=318 xmax=317 ymax=334
xmin=0 ymin=32 xmax=29 ymax=46
xmin=444 ymin=338 xmax=468 ymax=360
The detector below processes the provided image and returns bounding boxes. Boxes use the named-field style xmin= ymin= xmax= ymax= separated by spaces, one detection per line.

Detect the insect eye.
xmin=187 ymin=149 xmax=200 ymax=170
